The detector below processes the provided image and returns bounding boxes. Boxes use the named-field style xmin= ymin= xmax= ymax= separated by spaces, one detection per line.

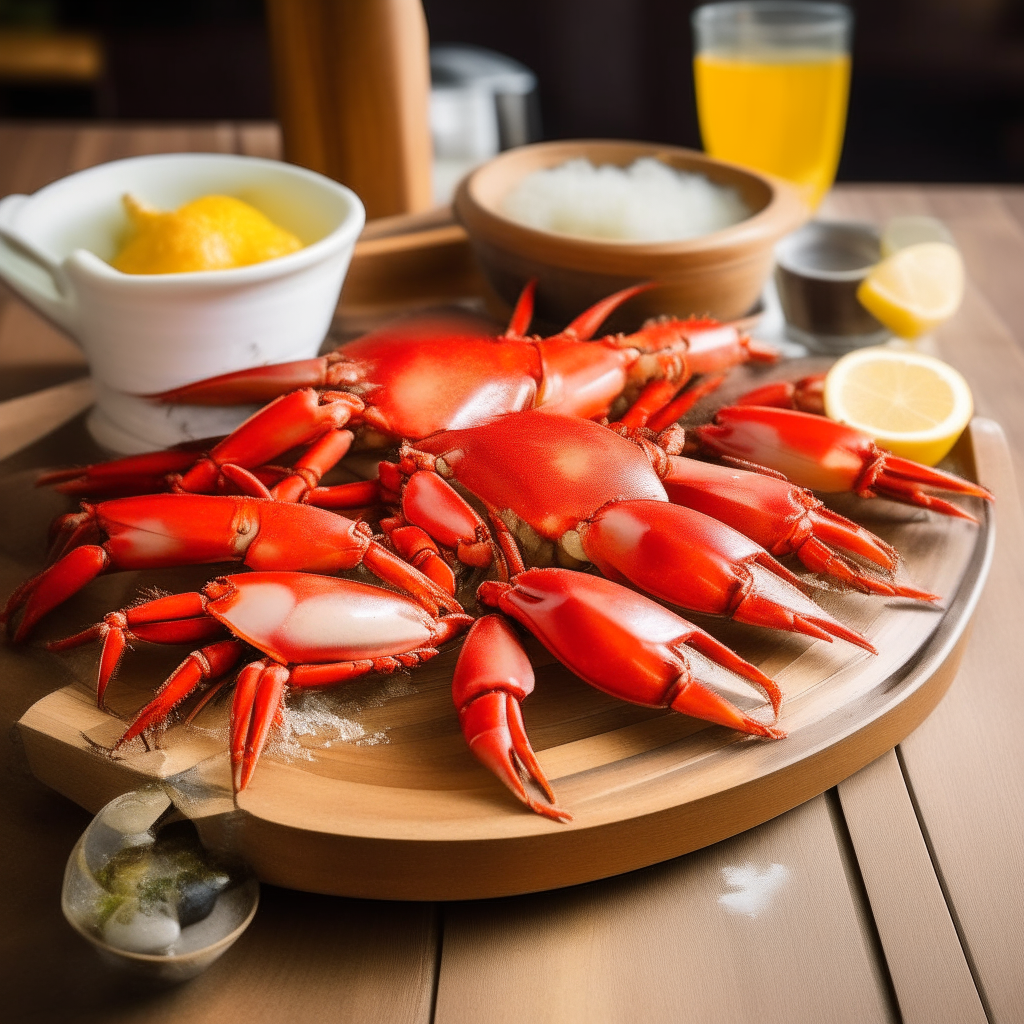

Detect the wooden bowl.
xmin=454 ymin=139 xmax=808 ymax=332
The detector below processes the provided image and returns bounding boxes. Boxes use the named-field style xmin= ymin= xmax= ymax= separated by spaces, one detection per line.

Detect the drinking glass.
xmin=692 ymin=1 xmax=852 ymax=209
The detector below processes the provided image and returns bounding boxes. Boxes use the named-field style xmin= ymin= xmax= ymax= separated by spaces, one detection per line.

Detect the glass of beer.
xmin=692 ymin=2 xmax=852 ymax=210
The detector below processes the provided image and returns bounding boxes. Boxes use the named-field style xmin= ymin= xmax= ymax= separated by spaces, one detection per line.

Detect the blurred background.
xmin=1 ymin=0 xmax=1023 ymax=185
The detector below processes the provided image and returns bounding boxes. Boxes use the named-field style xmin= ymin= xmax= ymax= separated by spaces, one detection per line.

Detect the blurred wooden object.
xmin=0 ymin=31 xmax=103 ymax=82
xmin=265 ymin=0 xmax=433 ymax=219
xmin=0 ymin=377 xmax=93 ymax=462
xmin=340 ymin=205 xmax=485 ymax=318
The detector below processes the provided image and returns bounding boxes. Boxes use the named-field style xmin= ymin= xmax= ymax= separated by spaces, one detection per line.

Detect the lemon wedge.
xmin=823 ymin=346 xmax=973 ymax=465
xmin=880 ymin=215 xmax=955 ymax=257
xmin=856 ymin=242 xmax=964 ymax=339
xmin=112 ymin=194 xmax=303 ymax=275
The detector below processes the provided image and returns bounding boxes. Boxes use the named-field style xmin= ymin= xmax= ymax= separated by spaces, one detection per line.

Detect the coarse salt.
xmin=501 ymin=157 xmax=750 ymax=242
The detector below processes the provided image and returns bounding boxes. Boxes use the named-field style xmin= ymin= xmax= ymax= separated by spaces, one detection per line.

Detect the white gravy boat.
xmin=0 ymin=153 xmax=364 ymax=453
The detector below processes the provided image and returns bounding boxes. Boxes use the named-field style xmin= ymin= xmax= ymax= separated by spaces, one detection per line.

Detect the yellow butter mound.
xmin=112 ymin=194 xmax=303 ymax=275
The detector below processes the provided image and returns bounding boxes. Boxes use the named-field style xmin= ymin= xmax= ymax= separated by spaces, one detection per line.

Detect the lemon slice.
xmin=856 ymin=242 xmax=964 ymax=339
xmin=880 ymin=215 xmax=955 ymax=257
xmin=823 ymin=346 xmax=973 ymax=465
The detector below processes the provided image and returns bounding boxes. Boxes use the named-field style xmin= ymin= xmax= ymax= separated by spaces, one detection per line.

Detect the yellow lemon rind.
xmin=823 ymin=347 xmax=974 ymax=467
xmin=856 ymin=242 xmax=965 ymax=340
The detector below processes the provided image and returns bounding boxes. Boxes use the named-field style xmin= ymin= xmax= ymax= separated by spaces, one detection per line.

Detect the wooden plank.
xmin=0 ymin=377 xmax=94 ymax=460
xmin=895 ymin=418 xmax=1024 ymax=1024
xmin=0 ymin=292 xmax=87 ymax=401
xmin=339 ymin=221 xmax=483 ymax=312
xmin=928 ymin=188 xmax=1024 ymax=357
xmin=837 ymin=750 xmax=986 ymax=1024
xmin=234 ymin=122 xmax=283 ymax=161
xmin=434 ymin=795 xmax=897 ymax=1024
xmin=0 ymin=125 xmax=88 ymax=400
xmin=0 ymin=123 xmax=77 ymax=195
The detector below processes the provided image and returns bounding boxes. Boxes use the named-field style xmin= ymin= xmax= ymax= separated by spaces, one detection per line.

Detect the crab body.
xmin=396 ymin=410 xmax=875 ymax=651
xmin=41 ymin=283 xmax=775 ymax=505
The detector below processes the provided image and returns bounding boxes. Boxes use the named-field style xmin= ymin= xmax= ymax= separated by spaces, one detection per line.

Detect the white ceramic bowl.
xmin=0 ymin=153 xmax=365 ymax=452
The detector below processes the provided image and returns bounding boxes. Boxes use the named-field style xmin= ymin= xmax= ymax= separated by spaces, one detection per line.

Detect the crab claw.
xmin=580 ymin=499 xmax=877 ymax=652
xmin=695 ymin=406 xmax=993 ymax=520
xmin=478 ymin=569 xmax=784 ymax=738
xmin=733 ymin=374 xmax=826 ymax=414
xmin=660 ymin=456 xmax=938 ymax=601
xmin=453 ymin=615 xmax=569 ymax=821
xmin=554 ymin=282 xmax=655 ymax=340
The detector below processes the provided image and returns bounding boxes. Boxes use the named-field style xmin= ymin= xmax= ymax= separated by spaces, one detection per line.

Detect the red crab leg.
xmin=232 ymin=619 xmax=470 ymax=792
xmin=502 ymin=279 xmax=538 ymax=339
xmin=617 ymin=372 xmax=730 ymax=432
xmin=268 ymin=428 xmax=355 ymax=503
xmin=645 ymin=374 xmax=728 ymax=433
xmin=38 ymin=391 xmax=366 ymax=500
xmin=304 ymin=479 xmax=381 ymax=510
xmin=152 ymin=355 xmax=362 ymax=405
xmin=230 ymin=660 xmax=290 ymax=791
xmin=580 ymin=498 xmax=876 ymax=651
xmin=173 ymin=390 xmax=365 ymax=494
xmin=3 ymin=544 xmax=109 ymax=642
xmin=38 ymin=447 xmax=206 ymax=499
xmin=678 ymin=320 xmax=778 ymax=373
xmin=361 ymin=540 xmax=465 ymax=616
xmin=478 ymin=568 xmax=784 ymax=737
xmin=453 ymin=615 xmax=569 ymax=821
xmin=659 ymin=455 xmax=938 ymax=601
xmin=49 ymin=590 xmax=224 ymax=706
xmin=48 ymin=507 xmax=110 ymax=565
xmin=148 ymin=310 xmax=500 ymax=405
xmin=115 ymin=639 xmax=246 ymax=748
xmin=695 ymin=406 xmax=993 ymax=519
xmin=734 ymin=373 xmax=827 ymax=414
xmin=617 ymin=377 xmax=683 ymax=430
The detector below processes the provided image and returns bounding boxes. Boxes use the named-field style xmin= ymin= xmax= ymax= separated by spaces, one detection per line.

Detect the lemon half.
xmin=823 ymin=347 xmax=973 ymax=466
xmin=856 ymin=241 xmax=964 ymax=339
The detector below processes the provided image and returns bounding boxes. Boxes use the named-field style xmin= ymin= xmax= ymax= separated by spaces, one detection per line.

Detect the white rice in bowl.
xmin=501 ymin=157 xmax=751 ymax=243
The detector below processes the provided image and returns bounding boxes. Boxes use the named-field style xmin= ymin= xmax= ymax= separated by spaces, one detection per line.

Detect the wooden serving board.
xmin=0 ymin=374 xmax=995 ymax=902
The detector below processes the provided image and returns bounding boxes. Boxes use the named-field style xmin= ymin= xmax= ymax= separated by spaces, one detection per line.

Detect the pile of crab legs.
xmin=2 ymin=282 xmax=993 ymax=822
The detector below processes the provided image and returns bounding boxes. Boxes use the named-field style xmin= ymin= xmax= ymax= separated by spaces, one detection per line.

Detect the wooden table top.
xmin=1 ymin=122 xmax=1022 ymax=1024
